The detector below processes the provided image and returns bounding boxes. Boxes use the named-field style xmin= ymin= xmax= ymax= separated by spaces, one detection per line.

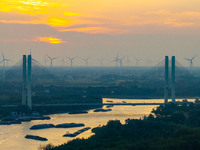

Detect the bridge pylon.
xmin=22 ymin=55 xmax=32 ymax=111
xmin=164 ymin=56 xmax=176 ymax=104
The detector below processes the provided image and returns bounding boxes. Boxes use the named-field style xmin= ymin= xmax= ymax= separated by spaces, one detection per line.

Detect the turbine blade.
xmin=47 ymin=55 xmax=51 ymax=60
xmin=5 ymin=59 xmax=11 ymax=62
xmin=191 ymin=56 xmax=196 ymax=60
xmin=66 ymin=56 xmax=71 ymax=60
xmin=121 ymin=56 xmax=125 ymax=60
xmin=72 ymin=56 xmax=77 ymax=60
xmin=184 ymin=58 xmax=190 ymax=61
xmin=1 ymin=51 xmax=5 ymax=59
xmin=53 ymin=57 xmax=59 ymax=60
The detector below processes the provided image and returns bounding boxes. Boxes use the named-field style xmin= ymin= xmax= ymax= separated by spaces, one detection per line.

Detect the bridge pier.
xmin=171 ymin=56 xmax=176 ymax=103
xmin=27 ymin=55 xmax=32 ymax=111
xmin=22 ymin=55 xmax=32 ymax=111
xmin=164 ymin=56 xmax=176 ymax=104
xmin=22 ymin=55 xmax=27 ymax=105
xmin=164 ymin=56 xmax=169 ymax=104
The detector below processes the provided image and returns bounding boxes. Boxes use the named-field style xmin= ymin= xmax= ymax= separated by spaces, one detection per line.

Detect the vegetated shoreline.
xmin=0 ymin=95 xmax=103 ymax=119
xmin=0 ymin=104 xmax=101 ymax=120
xmin=41 ymin=99 xmax=200 ymax=150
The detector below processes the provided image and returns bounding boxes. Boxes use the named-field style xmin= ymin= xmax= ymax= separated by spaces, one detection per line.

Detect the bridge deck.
xmin=2 ymin=103 xmax=162 ymax=108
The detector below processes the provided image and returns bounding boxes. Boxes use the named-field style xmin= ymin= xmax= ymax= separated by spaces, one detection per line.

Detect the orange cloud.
xmin=59 ymin=27 xmax=127 ymax=34
xmin=164 ymin=18 xmax=196 ymax=27
xmin=164 ymin=21 xmax=195 ymax=27
xmin=46 ymin=17 xmax=72 ymax=27
xmin=0 ymin=19 xmax=42 ymax=24
xmin=33 ymin=37 xmax=67 ymax=44
xmin=1 ymin=0 xmax=200 ymax=35
xmin=64 ymin=12 xmax=80 ymax=16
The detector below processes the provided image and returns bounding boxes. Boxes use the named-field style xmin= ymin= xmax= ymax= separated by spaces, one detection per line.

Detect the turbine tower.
xmin=67 ymin=56 xmax=76 ymax=73
xmin=0 ymin=51 xmax=11 ymax=80
xmin=47 ymin=55 xmax=58 ymax=68
xmin=184 ymin=56 xmax=196 ymax=69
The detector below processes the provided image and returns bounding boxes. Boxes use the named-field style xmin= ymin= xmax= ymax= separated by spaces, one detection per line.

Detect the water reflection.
xmin=1 ymin=98 xmax=190 ymax=150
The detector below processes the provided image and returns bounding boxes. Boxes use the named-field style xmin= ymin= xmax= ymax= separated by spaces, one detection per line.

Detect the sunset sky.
xmin=0 ymin=0 xmax=200 ymax=66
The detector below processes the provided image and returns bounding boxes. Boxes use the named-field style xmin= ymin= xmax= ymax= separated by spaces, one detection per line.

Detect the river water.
xmin=0 ymin=98 xmax=194 ymax=150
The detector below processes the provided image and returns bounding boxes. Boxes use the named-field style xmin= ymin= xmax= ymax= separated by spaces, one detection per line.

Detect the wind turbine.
xmin=47 ymin=55 xmax=58 ymax=68
xmin=146 ymin=58 xmax=152 ymax=66
xmin=118 ymin=56 xmax=125 ymax=67
xmin=60 ymin=58 xmax=65 ymax=66
xmin=67 ymin=56 xmax=76 ymax=73
xmin=83 ymin=57 xmax=90 ymax=66
xmin=184 ymin=56 xmax=196 ymax=69
xmin=126 ymin=57 xmax=131 ymax=66
xmin=98 ymin=58 xmax=104 ymax=66
xmin=118 ymin=56 xmax=125 ymax=75
xmin=0 ymin=51 xmax=11 ymax=80
xmin=135 ymin=58 xmax=141 ymax=66
xmin=112 ymin=54 xmax=119 ymax=68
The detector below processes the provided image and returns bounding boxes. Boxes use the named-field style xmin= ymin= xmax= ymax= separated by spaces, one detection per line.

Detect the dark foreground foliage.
xmin=42 ymin=101 xmax=200 ymax=150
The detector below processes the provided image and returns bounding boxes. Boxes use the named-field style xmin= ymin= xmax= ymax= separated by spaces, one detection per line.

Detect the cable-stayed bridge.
xmin=0 ymin=55 xmax=200 ymax=111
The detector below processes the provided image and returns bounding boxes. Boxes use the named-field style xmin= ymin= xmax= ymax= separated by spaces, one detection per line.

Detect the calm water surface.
xmin=0 ymin=99 xmax=193 ymax=150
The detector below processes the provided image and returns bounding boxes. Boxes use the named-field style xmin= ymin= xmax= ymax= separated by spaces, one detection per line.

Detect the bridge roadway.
xmin=34 ymin=103 xmax=162 ymax=106
xmin=2 ymin=103 xmax=162 ymax=108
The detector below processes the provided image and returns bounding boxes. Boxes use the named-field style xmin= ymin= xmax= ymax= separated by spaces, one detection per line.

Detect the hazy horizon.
xmin=0 ymin=0 xmax=200 ymax=66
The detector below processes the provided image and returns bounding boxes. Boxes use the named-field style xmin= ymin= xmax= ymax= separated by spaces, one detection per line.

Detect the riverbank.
xmin=0 ymin=95 xmax=102 ymax=119
xmin=0 ymin=104 xmax=101 ymax=120
xmin=43 ymin=99 xmax=200 ymax=150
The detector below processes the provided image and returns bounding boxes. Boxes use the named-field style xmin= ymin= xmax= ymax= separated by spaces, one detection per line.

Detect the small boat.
xmin=63 ymin=127 xmax=91 ymax=137
xmin=106 ymin=105 xmax=113 ymax=108
xmin=94 ymin=108 xmax=112 ymax=112
xmin=55 ymin=123 xmax=85 ymax=128
xmin=106 ymin=100 xmax=113 ymax=103
xmin=30 ymin=124 xmax=55 ymax=130
xmin=25 ymin=135 xmax=48 ymax=141
xmin=68 ymin=111 xmax=88 ymax=114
